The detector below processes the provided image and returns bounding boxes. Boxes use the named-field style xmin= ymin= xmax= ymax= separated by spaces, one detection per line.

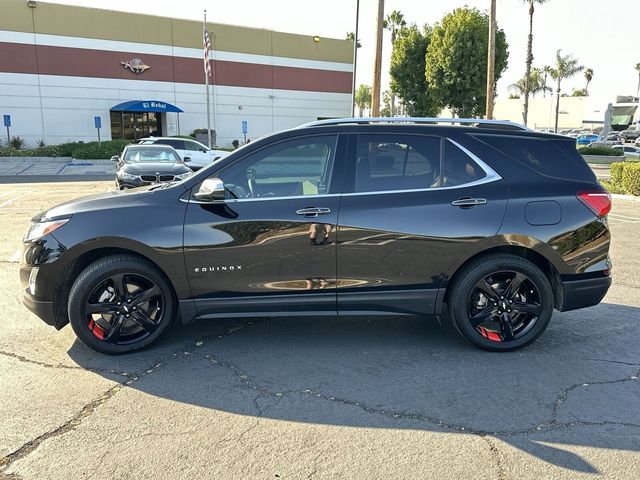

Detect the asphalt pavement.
xmin=0 ymin=180 xmax=639 ymax=479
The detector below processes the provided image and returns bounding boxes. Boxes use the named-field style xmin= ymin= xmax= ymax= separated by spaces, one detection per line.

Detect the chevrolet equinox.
xmin=21 ymin=118 xmax=612 ymax=354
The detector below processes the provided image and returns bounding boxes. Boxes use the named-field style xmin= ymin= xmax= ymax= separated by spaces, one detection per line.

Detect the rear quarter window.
xmin=472 ymin=134 xmax=595 ymax=181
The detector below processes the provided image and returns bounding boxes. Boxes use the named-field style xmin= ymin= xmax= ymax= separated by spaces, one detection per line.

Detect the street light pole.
xmin=485 ymin=0 xmax=497 ymax=119
xmin=371 ymin=0 xmax=384 ymax=117
xmin=351 ymin=0 xmax=360 ymax=117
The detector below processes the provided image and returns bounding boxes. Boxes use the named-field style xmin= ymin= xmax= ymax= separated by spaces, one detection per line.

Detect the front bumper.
xmin=22 ymin=291 xmax=59 ymax=328
xmin=559 ymin=275 xmax=612 ymax=312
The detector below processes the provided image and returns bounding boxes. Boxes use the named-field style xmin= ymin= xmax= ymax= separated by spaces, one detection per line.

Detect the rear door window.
xmin=354 ymin=134 xmax=441 ymax=192
xmin=156 ymin=139 xmax=185 ymax=150
xmin=442 ymin=141 xmax=487 ymax=187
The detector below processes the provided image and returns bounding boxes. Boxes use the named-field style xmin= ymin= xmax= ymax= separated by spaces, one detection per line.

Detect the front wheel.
xmin=68 ymin=255 xmax=176 ymax=354
xmin=448 ymin=254 xmax=554 ymax=352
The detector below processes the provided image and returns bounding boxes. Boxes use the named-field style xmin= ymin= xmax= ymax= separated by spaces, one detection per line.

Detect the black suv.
xmin=21 ymin=118 xmax=612 ymax=354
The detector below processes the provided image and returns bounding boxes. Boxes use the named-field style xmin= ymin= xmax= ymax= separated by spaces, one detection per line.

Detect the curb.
xmin=611 ymin=193 xmax=640 ymax=202
xmin=1 ymin=157 xmax=112 ymax=164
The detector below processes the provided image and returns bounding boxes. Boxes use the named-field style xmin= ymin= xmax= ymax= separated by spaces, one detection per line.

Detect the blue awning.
xmin=110 ymin=100 xmax=183 ymax=113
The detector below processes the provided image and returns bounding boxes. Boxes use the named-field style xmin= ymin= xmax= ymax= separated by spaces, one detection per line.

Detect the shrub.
xmin=71 ymin=140 xmax=130 ymax=159
xmin=610 ymin=162 xmax=624 ymax=185
xmin=232 ymin=139 xmax=240 ymax=149
xmin=599 ymin=179 xmax=623 ymax=194
xmin=10 ymin=136 xmax=25 ymax=150
xmin=578 ymin=146 xmax=623 ymax=157
xmin=621 ymin=163 xmax=640 ymax=196
xmin=37 ymin=139 xmax=46 ymax=148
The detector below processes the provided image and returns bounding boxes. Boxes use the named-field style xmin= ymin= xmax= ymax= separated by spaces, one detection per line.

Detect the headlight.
xmin=117 ymin=172 xmax=138 ymax=181
xmin=175 ymin=172 xmax=192 ymax=180
xmin=24 ymin=219 xmax=70 ymax=242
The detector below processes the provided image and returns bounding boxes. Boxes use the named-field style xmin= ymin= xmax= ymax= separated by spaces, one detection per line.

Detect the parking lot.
xmin=0 ymin=180 xmax=639 ymax=479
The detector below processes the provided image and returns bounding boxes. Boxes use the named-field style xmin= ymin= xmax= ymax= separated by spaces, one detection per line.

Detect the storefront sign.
xmin=120 ymin=58 xmax=151 ymax=74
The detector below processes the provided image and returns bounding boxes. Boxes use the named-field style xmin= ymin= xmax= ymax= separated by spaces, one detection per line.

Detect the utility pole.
xmin=371 ymin=0 xmax=384 ymax=117
xmin=485 ymin=0 xmax=496 ymax=119
xmin=351 ymin=0 xmax=360 ymax=117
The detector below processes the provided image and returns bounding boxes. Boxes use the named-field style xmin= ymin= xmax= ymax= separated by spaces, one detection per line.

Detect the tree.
xmin=425 ymin=8 xmax=509 ymax=118
xmin=522 ymin=0 xmax=549 ymax=126
xmin=380 ymin=90 xmax=392 ymax=117
xmin=584 ymin=68 xmax=593 ymax=93
xmin=346 ymin=32 xmax=361 ymax=48
xmin=551 ymin=50 xmax=584 ymax=132
xmin=384 ymin=10 xmax=406 ymax=116
xmin=384 ymin=10 xmax=406 ymax=44
xmin=354 ymin=84 xmax=372 ymax=117
xmin=571 ymin=88 xmax=589 ymax=97
xmin=635 ymin=62 xmax=640 ymax=98
xmin=542 ymin=65 xmax=553 ymax=98
xmin=390 ymin=24 xmax=441 ymax=117
xmin=508 ymin=68 xmax=549 ymax=101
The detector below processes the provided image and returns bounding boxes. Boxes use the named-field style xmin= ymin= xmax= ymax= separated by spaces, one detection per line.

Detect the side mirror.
xmin=183 ymin=156 xmax=191 ymax=162
xmin=111 ymin=155 xmax=119 ymax=162
xmin=194 ymin=178 xmax=225 ymax=202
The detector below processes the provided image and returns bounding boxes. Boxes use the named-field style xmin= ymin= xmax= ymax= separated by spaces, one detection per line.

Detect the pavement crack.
xmin=480 ymin=435 xmax=506 ymax=480
xmin=199 ymin=351 xmax=640 ymax=438
xmin=0 ymin=383 xmax=123 ymax=471
xmin=0 ymin=356 xmax=166 ymax=474
xmin=0 ymin=350 xmax=85 ymax=371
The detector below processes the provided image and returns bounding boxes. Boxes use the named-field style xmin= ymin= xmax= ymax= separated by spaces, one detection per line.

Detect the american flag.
xmin=203 ymin=26 xmax=212 ymax=81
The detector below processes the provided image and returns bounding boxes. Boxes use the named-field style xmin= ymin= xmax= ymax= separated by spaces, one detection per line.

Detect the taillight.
xmin=577 ymin=191 xmax=612 ymax=217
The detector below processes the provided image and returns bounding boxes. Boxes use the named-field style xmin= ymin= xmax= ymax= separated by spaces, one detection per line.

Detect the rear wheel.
xmin=448 ymin=254 xmax=554 ymax=352
xmin=68 ymin=255 xmax=176 ymax=354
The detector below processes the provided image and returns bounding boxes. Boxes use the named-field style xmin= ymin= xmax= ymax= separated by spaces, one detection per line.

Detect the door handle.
xmin=451 ymin=198 xmax=487 ymax=207
xmin=296 ymin=207 xmax=331 ymax=217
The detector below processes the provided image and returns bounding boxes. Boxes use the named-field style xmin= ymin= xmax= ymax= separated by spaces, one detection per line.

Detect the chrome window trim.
xmin=182 ymin=137 xmax=502 ymax=203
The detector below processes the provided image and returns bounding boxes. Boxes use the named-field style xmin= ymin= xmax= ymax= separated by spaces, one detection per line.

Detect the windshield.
xmin=123 ymin=147 xmax=180 ymax=163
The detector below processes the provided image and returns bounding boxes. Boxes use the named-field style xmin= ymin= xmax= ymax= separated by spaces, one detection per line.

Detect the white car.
xmin=612 ymin=144 xmax=640 ymax=158
xmin=138 ymin=137 xmax=230 ymax=170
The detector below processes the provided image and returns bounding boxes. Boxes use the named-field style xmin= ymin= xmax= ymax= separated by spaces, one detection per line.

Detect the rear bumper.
xmin=559 ymin=275 xmax=612 ymax=312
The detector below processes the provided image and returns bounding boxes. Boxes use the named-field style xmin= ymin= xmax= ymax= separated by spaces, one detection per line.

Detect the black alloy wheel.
xmin=68 ymin=255 xmax=176 ymax=354
xmin=448 ymin=254 xmax=553 ymax=352
xmin=468 ymin=270 xmax=541 ymax=343
xmin=84 ymin=273 xmax=164 ymax=345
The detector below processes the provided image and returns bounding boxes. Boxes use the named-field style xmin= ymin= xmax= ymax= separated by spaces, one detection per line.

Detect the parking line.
xmin=0 ymin=195 xmax=20 ymax=209
xmin=0 ymin=190 xmax=17 ymax=199
xmin=9 ymin=249 xmax=21 ymax=263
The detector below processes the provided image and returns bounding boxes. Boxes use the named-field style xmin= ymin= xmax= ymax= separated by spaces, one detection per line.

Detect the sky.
xmin=40 ymin=0 xmax=639 ymax=106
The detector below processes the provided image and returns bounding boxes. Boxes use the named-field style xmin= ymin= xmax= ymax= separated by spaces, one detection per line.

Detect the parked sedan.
xmin=112 ymin=144 xmax=192 ymax=189
xmin=576 ymin=133 xmax=599 ymax=145
xmin=138 ymin=137 xmax=229 ymax=171
xmin=612 ymin=144 xmax=640 ymax=158
xmin=619 ymin=129 xmax=640 ymax=143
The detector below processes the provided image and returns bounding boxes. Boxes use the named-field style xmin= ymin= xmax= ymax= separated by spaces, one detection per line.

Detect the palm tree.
xmin=346 ymin=32 xmax=361 ymax=48
xmin=551 ymin=50 xmax=584 ymax=132
xmin=355 ymin=84 xmax=372 ymax=117
xmin=522 ymin=0 xmax=549 ymax=126
xmin=542 ymin=65 xmax=553 ymax=98
xmin=584 ymin=68 xmax=593 ymax=93
xmin=509 ymin=68 xmax=550 ymax=100
xmin=635 ymin=63 xmax=640 ymax=98
xmin=384 ymin=10 xmax=406 ymax=116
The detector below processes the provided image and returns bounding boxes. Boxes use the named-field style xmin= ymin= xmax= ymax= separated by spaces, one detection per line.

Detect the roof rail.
xmin=297 ymin=117 xmax=530 ymax=131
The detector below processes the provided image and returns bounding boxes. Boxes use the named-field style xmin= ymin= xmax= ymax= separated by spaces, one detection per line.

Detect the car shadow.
xmin=67 ymin=302 xmax=640 ymax=474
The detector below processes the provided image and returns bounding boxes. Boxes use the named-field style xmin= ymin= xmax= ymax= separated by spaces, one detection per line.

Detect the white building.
xmin=0 ymin=0 xmax=353 ymax=147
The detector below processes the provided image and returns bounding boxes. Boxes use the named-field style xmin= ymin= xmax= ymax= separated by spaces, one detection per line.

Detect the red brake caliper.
xmin=478 ymin=326 xmax=502 ymax=342
xmin=88 ymin=319 xmax=105 ymax=340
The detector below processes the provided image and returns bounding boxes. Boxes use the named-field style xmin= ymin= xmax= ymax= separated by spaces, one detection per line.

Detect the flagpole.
xmin=211 ymin=31 xmax=218 ymax=147
xmin=204 ymin=10 xmax=212 ymax=149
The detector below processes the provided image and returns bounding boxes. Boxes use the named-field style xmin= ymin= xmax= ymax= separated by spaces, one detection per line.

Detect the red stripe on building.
xmin=0 ymin=42 xmax=352 ymax=94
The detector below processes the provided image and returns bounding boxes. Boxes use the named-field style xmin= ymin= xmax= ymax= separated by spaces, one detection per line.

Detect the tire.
xmin=68 ymin=255 xmax=176 ymax=354
xmin=447 ymin=254 xmax=554 ymax=352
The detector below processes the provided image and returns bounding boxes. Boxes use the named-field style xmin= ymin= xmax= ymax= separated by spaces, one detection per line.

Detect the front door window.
xmin=217 ymin=135 xmax=337 ymax=200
